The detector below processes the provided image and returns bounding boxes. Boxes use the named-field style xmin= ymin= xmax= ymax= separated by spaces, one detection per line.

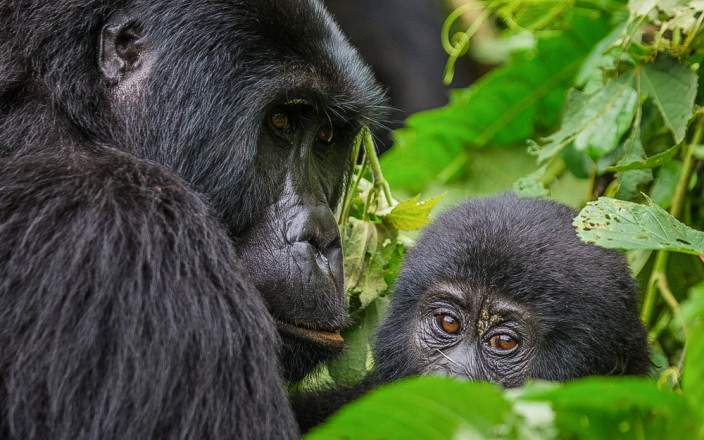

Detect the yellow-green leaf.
xmin=384 ymin=194 xmax=445 ymax=231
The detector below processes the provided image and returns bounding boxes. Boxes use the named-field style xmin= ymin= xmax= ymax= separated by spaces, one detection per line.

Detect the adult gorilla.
xmin=0 ymin=0 xmax=383 ymax=438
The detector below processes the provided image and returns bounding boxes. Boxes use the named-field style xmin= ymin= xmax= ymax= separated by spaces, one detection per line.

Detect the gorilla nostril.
xmin=287 ymin=206 xmax=340 ymax=255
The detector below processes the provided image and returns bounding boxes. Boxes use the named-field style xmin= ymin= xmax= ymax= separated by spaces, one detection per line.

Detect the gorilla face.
xmin=373 ymin=195 xmax=650 ymax=388
xmin=414 ymin=281 xmax=538 ymax=388
xmin=95 ymin=0 xmax=385 ymax=380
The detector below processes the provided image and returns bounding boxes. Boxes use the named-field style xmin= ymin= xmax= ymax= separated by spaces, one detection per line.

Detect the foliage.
xmin=305 ymin=0 xmax=704 ymax=438
xmin=308 ymin=376 xmax=701 ymax=440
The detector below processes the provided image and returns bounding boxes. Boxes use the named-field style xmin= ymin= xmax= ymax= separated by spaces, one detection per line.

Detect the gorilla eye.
xmin=270 ymin=112 xmax=290 ymax=131
xmin=318 ymin=125 xmax=334 ymax=143
xmin=435 ymin=313 xmax=461 ymax=335
xmin=488 ymin=334 xmax=518 ymax=351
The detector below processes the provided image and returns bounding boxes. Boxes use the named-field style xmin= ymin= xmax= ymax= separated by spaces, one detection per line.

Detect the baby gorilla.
xmin=294 ymin=194 xmax=649 ymax=431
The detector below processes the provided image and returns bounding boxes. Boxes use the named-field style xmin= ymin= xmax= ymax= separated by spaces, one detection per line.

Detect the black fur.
xmin=294 ymin=194 xmax=649 ymax=432
xmin=0 ymin=0 xmax=384 ymax=438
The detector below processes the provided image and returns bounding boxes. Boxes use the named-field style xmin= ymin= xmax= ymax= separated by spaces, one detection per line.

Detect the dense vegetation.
xmin=300 ymin=1 xmax=704 ymax=438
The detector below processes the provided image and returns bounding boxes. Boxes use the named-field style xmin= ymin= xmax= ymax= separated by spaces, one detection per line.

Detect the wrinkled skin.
xmin=293 ymin=194 xmax=650 ymax=433
xmin=0 ymin=0 xmax=384 ymax=438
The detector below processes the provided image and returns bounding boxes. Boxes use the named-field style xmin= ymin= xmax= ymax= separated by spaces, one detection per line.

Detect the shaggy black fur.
xmin=294 ymin=194 xmax=650 ymax=432
xmin=0 ymin=0 xmax=384 ymax=438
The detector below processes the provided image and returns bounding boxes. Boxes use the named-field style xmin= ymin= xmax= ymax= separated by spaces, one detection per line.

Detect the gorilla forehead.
xmin=144 ymin=0 xmax=383 ymax=118
xmin=6 ymin=0 xmax=384 ymax=123
xmin=397 ymin=194 xmax=636 ymax=316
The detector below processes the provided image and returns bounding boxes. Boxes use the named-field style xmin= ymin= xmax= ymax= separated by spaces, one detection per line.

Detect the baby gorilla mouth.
xmin=275 ymin=320 xmax=344 ymax=348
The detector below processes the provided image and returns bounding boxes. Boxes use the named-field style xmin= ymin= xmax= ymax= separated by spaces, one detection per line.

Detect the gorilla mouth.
xmin=275 ymin=320 xmax=344 ymax=348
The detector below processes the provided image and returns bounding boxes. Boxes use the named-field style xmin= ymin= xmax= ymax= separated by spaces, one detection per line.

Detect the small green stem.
xmin=540 ymin=158 xmax=566 ymax=187
xmin=337 ymin=132 xmax=365 ymax=226
xmin=362 ymin=129 xmax=394 ymax=208
xmin=641 ymin=118 xmax=703 ymax=326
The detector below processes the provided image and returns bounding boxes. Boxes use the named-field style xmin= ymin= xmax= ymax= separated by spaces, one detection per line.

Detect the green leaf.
xmin=355 ymin=250 xmax=388 ymax=309
xmin=650 ymin=160 xmax=683 ymax=209
xmin=616 ymin=168 xmax=653 ymax=200
xmin=575 ymin=21 xmax=629 ymax=88
xmin=305 ymin=377 xmax=511 ymax=440
xmin=342 ymin=219 xmax=388 ymax=309
xmin=574 ymin=197 xmax=704 ymax=255
xmin=327 ymin=297 xmax=389 ymax=386
xmin=606 ymin=144 xmax=681 ymax=172
xmin=382 ymin=14 xmax=611 ymax=193
xmin=611 ymin=126 xmax=654 ymax=200
xmin=513 ymin=165 xmax=550 ymax=197
xmin=342 ymin=218 xmax=375 ymax=292
xmin=384 ymin=194 xmax=444 ymax=231
xmin=640 ymin=56 xmax=698 ymax=144
xmin=683 ymin=283 xmax=704 ymax=425
xmin=518 ymin=378 xmax=700 ymax=439
xmin=532 ymin=78 xmax=638 ymax=162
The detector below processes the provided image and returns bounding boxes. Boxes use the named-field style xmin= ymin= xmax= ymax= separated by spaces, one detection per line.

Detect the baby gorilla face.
xmin=372 ymin=195 xmax=650 ymax=389
xmin=415 ymin=281 xmax=537 ymax=388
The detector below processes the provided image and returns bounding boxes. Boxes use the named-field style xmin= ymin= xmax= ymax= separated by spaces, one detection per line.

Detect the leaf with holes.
xmin=574 ymin=197 xmax=704 ymax=255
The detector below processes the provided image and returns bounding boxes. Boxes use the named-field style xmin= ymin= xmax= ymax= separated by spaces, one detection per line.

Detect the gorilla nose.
xmin=287 ymin=206 xmax=342 ymax=258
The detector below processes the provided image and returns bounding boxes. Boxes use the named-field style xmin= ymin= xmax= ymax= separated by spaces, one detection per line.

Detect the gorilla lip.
xmin=275 ymin=320 xmax=344 ymax=348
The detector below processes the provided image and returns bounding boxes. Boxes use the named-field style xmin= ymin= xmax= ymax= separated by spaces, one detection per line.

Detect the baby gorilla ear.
xmin=99 ymin=13 xmax=147 ymax=85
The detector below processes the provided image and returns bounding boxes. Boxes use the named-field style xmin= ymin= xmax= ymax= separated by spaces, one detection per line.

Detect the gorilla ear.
xmin=99 ymin=13 xmax=146 ymax=84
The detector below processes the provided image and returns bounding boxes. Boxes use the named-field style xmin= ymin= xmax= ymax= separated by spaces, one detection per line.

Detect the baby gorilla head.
xmin=373 ymin=194 xmax=650 ymax=387
xmin=292 ymin=194 xmax=651 ymax=432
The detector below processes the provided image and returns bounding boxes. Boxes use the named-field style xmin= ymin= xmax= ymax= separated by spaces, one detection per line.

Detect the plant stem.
xmin=362 ymin=129 xmax=394 ymax=208
xmin=338 ymin=132 xmax=365 ymax=226
xmin=641 ymin=118 xmax=704 ymax=326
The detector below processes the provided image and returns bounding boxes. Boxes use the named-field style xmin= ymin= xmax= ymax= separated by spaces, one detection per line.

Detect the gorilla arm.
xmin=0 ymin=150 xmax=297 ymax=440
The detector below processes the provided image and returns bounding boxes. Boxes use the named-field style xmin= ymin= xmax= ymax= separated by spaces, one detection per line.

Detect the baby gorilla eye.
xmin=270 ymin=112 xmax=290 ymax=131
xmin=434 ymin=313 xmax=461 ymax=335
xmin=488 ymin=334 xmax=518 ymax=351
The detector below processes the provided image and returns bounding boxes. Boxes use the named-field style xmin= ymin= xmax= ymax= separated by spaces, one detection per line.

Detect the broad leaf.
xmin=518 ymin=378 xmax=700 ymax=439
xmin=574 ymin=197 xmax=704 ymax=255
xmin=382 ymin=15 xmax=610 ymax=193
xmin=305 ymin=377 xmax=511 ymax=440
xmin=682 ymin=283 xmax=704 ymax=425
xmin=640 ymin=56 xmax=698 ymax=144
xmin=532 ymin=78 xmax=638 ymax=162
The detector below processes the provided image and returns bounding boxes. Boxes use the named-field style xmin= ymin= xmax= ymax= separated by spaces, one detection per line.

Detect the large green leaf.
xmin=640 ymin=56 xmax=698 ymax=144
xmin=305 ymin=377 xmax=511 ymax=440
xmin=574 ymin=197 xmax=704 ymax=255
xmin=682 ymin=283 xmax=704 ymax=428
xmin=381 ymin=14 xmax=610 ymax=193
xmin=518 ymin=378 xmax=700 ymax=439
xmin=531 ymin=78 xmax=638 ymax=162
